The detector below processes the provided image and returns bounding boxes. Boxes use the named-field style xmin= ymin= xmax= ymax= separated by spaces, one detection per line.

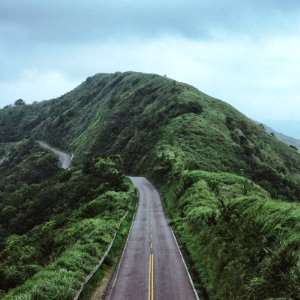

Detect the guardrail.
xmin=73 ymin=211 xmax=129 ymax=300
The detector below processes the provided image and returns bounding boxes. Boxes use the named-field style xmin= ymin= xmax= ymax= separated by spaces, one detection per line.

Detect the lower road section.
xmin=37 ymin=141 xmax=71 ymax=169
xmin=106 ymin=177 xmax=198 ymax=300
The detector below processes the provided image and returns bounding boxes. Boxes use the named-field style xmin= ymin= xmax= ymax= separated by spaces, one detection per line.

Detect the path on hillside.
xmin=106 ymin=177 xmax=198 ymax=300
xmin=37 ymin=141 xmax=72 ymax=169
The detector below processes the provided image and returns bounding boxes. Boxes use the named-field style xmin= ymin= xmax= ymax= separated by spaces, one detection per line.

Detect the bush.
xmin=162 ymin=170 xmax=300 ymax=299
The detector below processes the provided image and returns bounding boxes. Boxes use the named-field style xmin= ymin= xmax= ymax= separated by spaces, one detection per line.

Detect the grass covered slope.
xmin=1 ymin=71 xmax=300 ymax=298
xmin=0 ymin=72 xmax=300 ymax=200
xmin=162 ymin=170 xmax=300 ymax=299
xmin=0 ymin=140 xmax=135 ymax=299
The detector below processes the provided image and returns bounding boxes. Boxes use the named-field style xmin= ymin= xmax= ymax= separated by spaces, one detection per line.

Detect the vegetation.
xmin=161 ymin=170 xmax=300 ymax=299
xmin=1 ymin=71 xmax=300 ymax=298
xmin=0 ymin=140 xmax=135 ymax=299
xmin=78 ymin=201 xmax=136 ymax=300
xmin=1 ymin=72 xmax=300 ymax=201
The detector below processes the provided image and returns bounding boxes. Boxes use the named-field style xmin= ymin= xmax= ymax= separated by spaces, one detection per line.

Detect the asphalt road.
xmin=37 ymin=141 xmax=72 ymax=169
xmin=106 ymin=177 xmax=198 ymax=300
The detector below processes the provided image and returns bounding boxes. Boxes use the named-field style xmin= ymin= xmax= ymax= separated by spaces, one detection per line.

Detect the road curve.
xmin=37 ymin=141 xmax=72 ymax=169
xmin=106 ymin=177 xmax=198 ymax=300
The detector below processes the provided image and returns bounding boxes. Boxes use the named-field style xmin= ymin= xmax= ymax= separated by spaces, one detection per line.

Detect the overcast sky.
xmin=1 ymin=0 xmax=300 ymax=130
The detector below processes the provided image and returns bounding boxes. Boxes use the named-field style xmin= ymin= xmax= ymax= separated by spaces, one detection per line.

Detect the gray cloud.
xmin=1 ymin=0 xmax=300 ymax=127
xmin=1 ymin=0 xmax=300 ymax=46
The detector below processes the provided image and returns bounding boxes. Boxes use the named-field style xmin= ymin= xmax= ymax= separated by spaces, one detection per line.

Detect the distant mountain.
xmin=261 ymin=120 xmax=300 ymax=140
xmin=263 ymin=124 xmax=300 ymax=150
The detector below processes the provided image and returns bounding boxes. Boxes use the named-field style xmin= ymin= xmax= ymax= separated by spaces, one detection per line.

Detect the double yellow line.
xmin=148 ymin=254 xmax=154 ymax=300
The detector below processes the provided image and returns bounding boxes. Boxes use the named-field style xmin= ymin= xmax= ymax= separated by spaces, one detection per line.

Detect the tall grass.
xmin=162 ymin=170 xmax=300 ymax=299
xmin=78 ymin=199 xmax=136 ymax=300
xmin=2 ymin=207 xmax=136 ymax=300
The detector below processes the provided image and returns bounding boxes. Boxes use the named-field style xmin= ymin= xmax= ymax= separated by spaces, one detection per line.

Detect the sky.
xmin=1 ymin=0 xmax=300 ymax=135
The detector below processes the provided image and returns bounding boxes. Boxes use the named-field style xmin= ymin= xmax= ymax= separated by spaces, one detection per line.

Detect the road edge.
xmin=170 ymin=229 xmax=200 ymax=300
xmin=37 ymin=140 xmax=72 ymax=169
xmin=158 ymin=191 xmax=200 ymax=300
xmin=105 ymin=189 xmax=139 ymax=300
xmin=73 ymin=210 xmax=130 ymax=300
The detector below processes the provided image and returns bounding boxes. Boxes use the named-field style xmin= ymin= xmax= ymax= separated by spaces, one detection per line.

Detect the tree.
xmin=14 ymin=99 xmax=25 ymax=106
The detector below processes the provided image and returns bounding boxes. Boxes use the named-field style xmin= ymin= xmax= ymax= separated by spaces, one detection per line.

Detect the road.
xmin=106 ymin=177 xmax=198 ymax=300
xmin=37 ymin=141 xmax=72 ymax=169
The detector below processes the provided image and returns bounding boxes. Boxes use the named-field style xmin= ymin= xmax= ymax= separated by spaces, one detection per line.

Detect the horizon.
xmin=2 ymin=69 xmax=300 ymax=140
xmin=1 ymin=1 xmax=300 ymax=136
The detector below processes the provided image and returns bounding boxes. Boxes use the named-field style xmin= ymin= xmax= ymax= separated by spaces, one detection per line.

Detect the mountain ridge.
xmin=2 ymin=71 xmax=300 ymax=298
xmin=1 ymin=71 xmax=300 ymax=200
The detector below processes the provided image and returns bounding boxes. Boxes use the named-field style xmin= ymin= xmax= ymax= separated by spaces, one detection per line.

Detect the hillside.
xmin=1 ymin=71 xmax=300 ymax=299
xmin=1 ymin=72 xmax=300 ymax=200
xmin=0 ymin=139 xmax=135 ymax=299
xmin=163 ymin=170 xmax=300 ymax=299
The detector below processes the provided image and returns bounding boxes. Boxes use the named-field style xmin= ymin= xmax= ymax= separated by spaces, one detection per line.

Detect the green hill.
xmin=0 ymin=140 xmax=135 ymax=299
xmin=1 ymin=71 xmax=300 ymax=200
xmin=1 ymin=71 xmax=300 ymax=299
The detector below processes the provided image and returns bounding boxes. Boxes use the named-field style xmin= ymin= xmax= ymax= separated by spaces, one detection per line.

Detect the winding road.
xmin=37 ymin=142 xmax=198 ymax=299
xmin=106 ymin=177 xmax=199 ymax=300
xmin=37 ymin=141 xmax=72 ymax=169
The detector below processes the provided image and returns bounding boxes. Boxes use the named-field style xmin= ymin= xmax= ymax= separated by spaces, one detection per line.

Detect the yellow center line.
xmin=148 ymin=254 xmax=154 ymax=300
xmin=151 ymin=254 xmax=154 ymax=300
xmin=148 ymin=254 xmax=151 ymax=300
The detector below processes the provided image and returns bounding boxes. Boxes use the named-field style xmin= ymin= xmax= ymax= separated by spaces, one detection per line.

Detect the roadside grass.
xmin=0 ymin=144 xmax=136 ymax=299
xmin=1 ymin=201 xmax=136 ymax=300
xmin=2 ymin=219 xmax=119 ymax=300
xmin=161 ymin=170 xmax=300 ymax=299
xmin=78 ymin=197 xmax=136 ymax=300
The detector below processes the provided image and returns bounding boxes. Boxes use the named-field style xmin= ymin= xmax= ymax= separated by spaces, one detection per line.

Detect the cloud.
xmin=1 ymin=34 xmax=300 ymax=121
xmin=0 ymin=1 xmax=300 ymax=124
xmin=0 ymin=71 xmax=79 ymax=104
xmin=1 ymin=0 xmax=300 ymax=47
